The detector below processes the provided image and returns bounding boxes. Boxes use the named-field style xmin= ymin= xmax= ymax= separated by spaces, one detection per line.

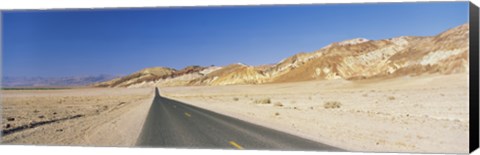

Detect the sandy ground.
xmin=0 ymin=74 xmax=469 ymax=153
xmin=1 ymin=88 xmax=153 ymax=146
xmin=161 ymin=74 xmax=469 ymax=153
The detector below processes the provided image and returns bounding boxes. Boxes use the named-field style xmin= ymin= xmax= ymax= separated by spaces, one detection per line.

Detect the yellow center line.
xmin=184 ymin=112 xmax=191 ymax=117
xmin=229 ymin=141 xmax=244 ymax=149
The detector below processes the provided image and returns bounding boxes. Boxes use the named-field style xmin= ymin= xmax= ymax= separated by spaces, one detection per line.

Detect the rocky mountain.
xmin=188 ymin=63 xmax=269 ymax=86
xmin=93 ymin=66 xmax=222 ymax=88
xmin=96 ymin=23 xmax=469 ymax=88
xmin=94 ymin=67 xmax=176 ymax=87
xmin=2 ymin=75 xmax=118 ymax=88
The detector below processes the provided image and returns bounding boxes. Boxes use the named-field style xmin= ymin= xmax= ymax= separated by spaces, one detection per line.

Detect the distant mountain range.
xmin=95 ymin=23 xmax=469 ymax=88
xmin=2 ymin=75 xmax=118 ymax=88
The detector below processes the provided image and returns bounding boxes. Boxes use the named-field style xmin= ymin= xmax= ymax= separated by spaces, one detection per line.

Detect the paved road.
xmin=136 ymin=88 xmax=342 ymax=151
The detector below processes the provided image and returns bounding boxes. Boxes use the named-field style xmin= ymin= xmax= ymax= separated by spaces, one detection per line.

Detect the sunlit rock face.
xmin=96 ymin=24 xmax=469 ymax=88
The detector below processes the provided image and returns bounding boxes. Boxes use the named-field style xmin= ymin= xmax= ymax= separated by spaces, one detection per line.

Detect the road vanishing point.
xmin=136 ymin=88 xmax=342 ymax=151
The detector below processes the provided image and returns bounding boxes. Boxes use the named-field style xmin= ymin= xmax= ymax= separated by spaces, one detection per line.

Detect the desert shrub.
xmin=254 ymin=98 xmax=271 ymax=104
xmin=6 ymin=117 xmax=15 ymax=121
xmin=274 ymin=112 xmax=280 ymax=116
xmin=324 ymin=101 xmax=342 ymax=109
xmin=273 ymin=102 xmax=283 ymax=107
xmin=388 ymin=96 xmax=395 ymax=100
xmin=233 ymin=97 xmax=239 ymax=101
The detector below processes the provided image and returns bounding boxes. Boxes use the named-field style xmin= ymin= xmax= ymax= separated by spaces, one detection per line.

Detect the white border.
xmin=0 ymin=0 xmax=478 ymax=155
xmin=0 ymin=145 xmax=435 ymax=155
xmin=0 ymin=0 xmax=470 ymax=10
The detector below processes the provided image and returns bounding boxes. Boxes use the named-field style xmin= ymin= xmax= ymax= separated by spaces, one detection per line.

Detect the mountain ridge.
xmin=95 ymin=23 xmax=469 ymax=88
xmin=2 ymin=75 xmax=118 ymax=88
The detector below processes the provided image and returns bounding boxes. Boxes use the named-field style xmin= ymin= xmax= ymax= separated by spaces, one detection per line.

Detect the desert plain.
xmin=1 ymin=73 xmax=469 ymax=153
xmin=1 ymin=88 xmax=153 ymax=146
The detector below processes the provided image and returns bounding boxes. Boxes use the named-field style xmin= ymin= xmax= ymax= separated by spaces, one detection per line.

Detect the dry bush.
xmin=273 ymin=102 xmax=283 ymax=107
xmin=274 ymin=112 xmax=280 ymax=116
xmin=324 ymin=101 xmax=342 ymax=109
xmin=388 ymin=96 xmax=396 ymax=100
xmin=254 ymin=98 xmax=271 ymax=104
xmin=233 ymin=97 xmax=239 ymax=101
xmin=6 ymin=117 xmax=15 ymax=121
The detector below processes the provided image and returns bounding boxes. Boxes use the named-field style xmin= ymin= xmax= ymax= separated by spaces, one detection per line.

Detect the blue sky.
xmin=2 ymin=2 xmax=469 ymax=77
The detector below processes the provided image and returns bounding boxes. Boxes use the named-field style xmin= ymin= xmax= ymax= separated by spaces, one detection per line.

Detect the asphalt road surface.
xmin=136 ymin=88 xmax=342 ymax=151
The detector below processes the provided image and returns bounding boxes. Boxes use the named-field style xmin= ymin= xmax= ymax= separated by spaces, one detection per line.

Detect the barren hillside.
xmin=96 ymin=23 xmax=469 ymax=88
